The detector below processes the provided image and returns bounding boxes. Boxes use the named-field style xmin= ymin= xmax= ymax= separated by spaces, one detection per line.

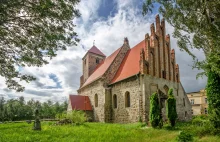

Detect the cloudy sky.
xmin=0 ymin=0 xmax=207 ymax=102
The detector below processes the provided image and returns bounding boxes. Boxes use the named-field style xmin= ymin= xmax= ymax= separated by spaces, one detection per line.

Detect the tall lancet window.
xmin=125 ymin=91 xmax=130 ymax=107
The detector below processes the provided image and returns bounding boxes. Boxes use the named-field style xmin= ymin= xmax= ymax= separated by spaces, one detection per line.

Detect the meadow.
xmin=0 ymin=121 xmax=220 ymax=142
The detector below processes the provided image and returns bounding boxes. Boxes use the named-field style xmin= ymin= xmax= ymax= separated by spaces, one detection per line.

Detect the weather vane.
xmin=93 ymin=40 xmax=95 ymax=46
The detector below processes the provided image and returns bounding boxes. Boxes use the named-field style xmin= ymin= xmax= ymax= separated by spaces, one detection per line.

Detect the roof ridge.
xmin=88 ymin=46 xmax=106 ymax=57
xmin=80 ymin=46 xmax=122 ymax=89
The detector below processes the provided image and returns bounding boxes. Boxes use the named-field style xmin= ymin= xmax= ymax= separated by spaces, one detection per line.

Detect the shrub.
xmin=67 ymin=110 xmax=87 ymax=125
xmin=149 ymin=92 xmax=162 ymax=128
xmin=167 ymin=88 xmax=177 ymax=127
xmin=56 ymin=110 xmax=87 ymax=125
xmin=55 ymin=112 xmax=67 ymax=120
xmin=176 ymin=131 xmax=193 ymax=142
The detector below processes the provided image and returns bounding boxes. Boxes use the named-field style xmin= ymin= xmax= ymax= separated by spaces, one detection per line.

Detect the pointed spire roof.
xmin=88 ymin=46 xmax=106 ymax=57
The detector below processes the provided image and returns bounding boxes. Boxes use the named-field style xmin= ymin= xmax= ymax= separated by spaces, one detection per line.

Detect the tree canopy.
xmin=143 ymin=0 xmax=220 ymax=76
xmin=0 ymin=0 xmax=80 ymax=91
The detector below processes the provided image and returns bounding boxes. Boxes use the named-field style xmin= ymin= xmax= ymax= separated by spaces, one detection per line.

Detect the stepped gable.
xmin=111 ymin=40 xmax=145 ymax=84
xmin=69 ymin=95 xmax=92 ymax=110
xmin=87 ymin=46 xmax=106 ymax=57
xmin=81 ymin=47 xmax=122 ymax=88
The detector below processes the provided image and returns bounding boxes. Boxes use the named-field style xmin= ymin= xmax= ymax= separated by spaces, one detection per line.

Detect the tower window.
xmin=96 ymin=58 xmax=99 ymax=64
xmin=84 ymin=59 xmax=86 ymax=65
xmin=125 ymin=91 xmax=130 ymax=107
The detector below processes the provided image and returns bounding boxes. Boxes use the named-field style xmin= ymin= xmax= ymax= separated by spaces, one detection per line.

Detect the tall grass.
xmin=0 ymin=121 xmax=219 ymax=142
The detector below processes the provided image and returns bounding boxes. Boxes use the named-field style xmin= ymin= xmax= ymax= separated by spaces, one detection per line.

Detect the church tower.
xmin=80 ymin=46 xmax=106 ymax=87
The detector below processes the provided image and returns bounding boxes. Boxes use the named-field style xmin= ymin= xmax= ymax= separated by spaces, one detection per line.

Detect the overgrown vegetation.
xmin=167 ymin=88 xmax=177 ymax=127
xmin=0 ymin=96 xmax=68 ymax=121
xmin=206 ymin=71 xmax=220 ymax=129
xmin=56 ymin=110 xmax=87 ymax=125
xmin=0 ymin=120 xmax=220 ymax=142
xmin=176 ymin=131 xmax=193 ymax=142
xmin=149 ymin=92 xmax=162 ymax=128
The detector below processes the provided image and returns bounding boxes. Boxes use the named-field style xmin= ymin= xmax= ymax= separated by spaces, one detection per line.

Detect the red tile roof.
xmin=111 ymin=40 xmax=145 ymax=84
xmin=69 ymin=95 xmax=92 ymax=111
xmin=88 ymin=46 xmax=106 ymax=57
xmin=81 ymin=47 xmax=122 ymax=88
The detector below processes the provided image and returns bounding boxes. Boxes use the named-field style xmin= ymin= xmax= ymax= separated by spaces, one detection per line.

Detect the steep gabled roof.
xmin=111 ymin=40 xmax=145 ymax=84
xmin=81 ymin=47 xmax=122 ymax=88
xmin=87 ymin=46 xmax=106 ymax=57
xmin=69 ymin=95 xmax=92 ymax=111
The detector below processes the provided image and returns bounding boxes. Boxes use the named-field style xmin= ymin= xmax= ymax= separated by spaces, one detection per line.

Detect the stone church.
xmin=68 ymin=15 xmax=192 ymax=123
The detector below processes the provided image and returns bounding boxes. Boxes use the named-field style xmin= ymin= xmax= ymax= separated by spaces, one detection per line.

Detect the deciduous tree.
xmin=0 ymin=0 xmax=80 ymax=91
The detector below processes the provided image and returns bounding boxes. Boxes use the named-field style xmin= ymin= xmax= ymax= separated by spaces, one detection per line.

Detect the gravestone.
xmin=33 ymin=108 xmax=41 ymax=130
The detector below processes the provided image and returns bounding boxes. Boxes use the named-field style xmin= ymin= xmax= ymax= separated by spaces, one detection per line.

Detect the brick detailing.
xmin=140 ymin=48 xmax=148 ymax=74
xmin=171 ymin=49 xmax=176 ymax=82
xmin=142 ymin=15 xmax=178 ymax=82
xmin=175 ymin=64 xmax=180 ymax=83
xmin=103 ymin=39 xmax=130 ymax=84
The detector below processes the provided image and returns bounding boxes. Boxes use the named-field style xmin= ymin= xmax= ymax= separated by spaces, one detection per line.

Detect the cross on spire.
xmin=93 ymin=40 xmax=95 ymax=46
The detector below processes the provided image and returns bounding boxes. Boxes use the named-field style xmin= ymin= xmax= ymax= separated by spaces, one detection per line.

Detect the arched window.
xmin=163 ymin=85 xmax=169 ymax=95
xmin=125 ymin=91 xmax=130 ymax=107
xmin=96 ymin=58 xmax=99 ymax=64
xmin=113 ymin=94 xmax=117 ymax=108
xmin=94 ymin=94 xmax=98 ymax=107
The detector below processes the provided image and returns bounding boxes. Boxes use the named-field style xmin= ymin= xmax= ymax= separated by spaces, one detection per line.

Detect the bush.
xmin=176 ymin=131 xmax=193 ymax=142
xmin=56 ymin=110 xmax=87 ymax=125
xmin=149 ymin=92 xmax=162 ymax=128
xmin=67 ymin=110 xmax=87 ymax=125
xmin=55 ymin=112 xmax=67 ymax=120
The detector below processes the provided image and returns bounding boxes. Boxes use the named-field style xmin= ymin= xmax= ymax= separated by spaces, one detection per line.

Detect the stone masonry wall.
xmin=111 ymin=76 xmax=140 ymax=123
xmin=78 ymin=79 xmax=106 ymax=122
xmin=143 ymin=75 xmax=192 ymax=122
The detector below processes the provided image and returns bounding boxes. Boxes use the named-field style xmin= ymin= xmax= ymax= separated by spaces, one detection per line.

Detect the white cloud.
xmin=0 ymin=0 xmax=206 ymax=102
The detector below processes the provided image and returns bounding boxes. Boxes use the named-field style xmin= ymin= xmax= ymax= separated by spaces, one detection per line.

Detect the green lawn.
xmin=0 ymin=122 xmax=219 ymax=142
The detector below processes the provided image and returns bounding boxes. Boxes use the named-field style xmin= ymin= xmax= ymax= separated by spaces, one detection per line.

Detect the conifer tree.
xmin=167 ymin=88 xmax=177 ymax=127
xmin=149 ymin=92 xmax=161 ymax=128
